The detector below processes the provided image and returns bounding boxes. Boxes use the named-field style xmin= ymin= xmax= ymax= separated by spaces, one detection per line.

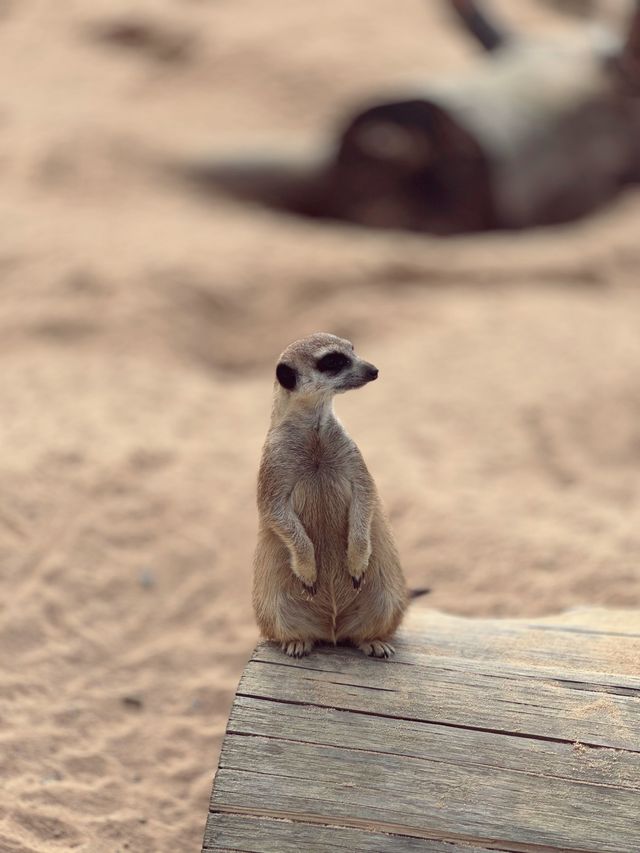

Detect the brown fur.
xmin=252 ymin=333 xmax=408 ymax=658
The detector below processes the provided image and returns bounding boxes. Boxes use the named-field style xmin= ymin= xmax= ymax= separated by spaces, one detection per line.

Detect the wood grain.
xmin=202 ymin=608 xmax=640 ymax=852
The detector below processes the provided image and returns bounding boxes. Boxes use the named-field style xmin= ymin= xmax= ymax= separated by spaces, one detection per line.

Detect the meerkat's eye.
xmin=316 ymin=351 xmax=351 ymax=374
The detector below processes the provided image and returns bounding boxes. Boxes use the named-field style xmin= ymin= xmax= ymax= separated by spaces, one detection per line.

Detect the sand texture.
xmin=1 ymin=1 xmax=639 ymax=851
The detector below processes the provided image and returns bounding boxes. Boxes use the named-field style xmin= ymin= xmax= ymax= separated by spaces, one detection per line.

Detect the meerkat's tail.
xmin=409 ymin=587 xmax=431 ymax=600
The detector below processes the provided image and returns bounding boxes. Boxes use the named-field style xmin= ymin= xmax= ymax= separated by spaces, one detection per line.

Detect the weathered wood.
xmin=202 ymin=608 xmax=640 ymax=852
xmin=192 ymin=3 xmax=640 ymax=233
xmin=205 ymin=813 xmax=491 ymax=852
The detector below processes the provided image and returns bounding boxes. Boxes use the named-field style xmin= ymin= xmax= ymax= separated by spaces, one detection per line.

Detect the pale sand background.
xmin=1 ymin=1 xmax=640 ymax=851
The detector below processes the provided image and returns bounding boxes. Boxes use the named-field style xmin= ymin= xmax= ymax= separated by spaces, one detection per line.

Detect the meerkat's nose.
xmin=364 ymin=363 xmax=379 ymax=381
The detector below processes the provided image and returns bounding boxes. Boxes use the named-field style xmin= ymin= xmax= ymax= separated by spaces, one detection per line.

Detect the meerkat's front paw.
xmin=351 ymin=573 xmax=366 ymax=592
xmin=348 ymin=557 xmax=369 ymax=592
xmin=300 ymin=580 xmax=317 ymax=600
xmin=358 ymin=640 xmax=395 ymax=659
xmin=281 ymin=639 xmax=314 ymax=658
xmin=291 ymin=557 xmax=317 ymax=594
xmin=348 ymin=540 xmax=371 ymax=592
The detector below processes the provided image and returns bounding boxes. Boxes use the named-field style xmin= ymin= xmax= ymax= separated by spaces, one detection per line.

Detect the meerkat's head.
xmin=275 ymin=332 xmax=378 ymax=402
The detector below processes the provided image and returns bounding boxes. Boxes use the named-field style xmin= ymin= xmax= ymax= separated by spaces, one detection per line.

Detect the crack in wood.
xmin=204 ymin=810 xmax=522 ymax=852
xmin=528 ymin=625 xmax=640 ymax=639
xmin=235 ymin=690 xmax=640 ymax=755
xmin=251 ymin=655 xmax=640 ymax=696
xmin=222 ymin=729 xmax=640 ymax=793
xmin=207 ymin=804 xmax=591 ymax=853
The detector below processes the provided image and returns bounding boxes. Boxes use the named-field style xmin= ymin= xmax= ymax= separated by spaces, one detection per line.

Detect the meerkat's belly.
xmin=291 ymin=470 xmax=351 ymax=574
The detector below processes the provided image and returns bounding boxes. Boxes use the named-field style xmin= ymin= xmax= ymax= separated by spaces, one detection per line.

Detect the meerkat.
xmin=252 ymin=332 xmax=408 ymax=658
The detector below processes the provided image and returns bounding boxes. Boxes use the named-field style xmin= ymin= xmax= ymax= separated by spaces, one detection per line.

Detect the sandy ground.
xmin=1 ymin=1 xmax=640 ymax=851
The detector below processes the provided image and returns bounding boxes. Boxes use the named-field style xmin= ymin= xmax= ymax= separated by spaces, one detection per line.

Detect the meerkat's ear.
xmin=276 ymin=362 xmax=297 ymax=391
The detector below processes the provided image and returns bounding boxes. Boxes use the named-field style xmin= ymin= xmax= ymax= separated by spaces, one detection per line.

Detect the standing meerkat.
xmin=252 ymin=332 xmax=408 ymax=658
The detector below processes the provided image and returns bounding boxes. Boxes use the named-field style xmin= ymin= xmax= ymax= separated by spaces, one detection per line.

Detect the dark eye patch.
xmin=316 ymin=351 xmax=351 ymax=374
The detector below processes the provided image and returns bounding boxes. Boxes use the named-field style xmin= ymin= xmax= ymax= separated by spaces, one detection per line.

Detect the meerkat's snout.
xmin=362 ymin=362 xmax=379 ymax=381
xmin=339 ymin=357 xmax=378 ymax=391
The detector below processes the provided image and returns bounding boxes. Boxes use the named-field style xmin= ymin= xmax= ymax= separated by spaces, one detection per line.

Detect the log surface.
xmin=202 ymin=608 xmax=640 ymax=852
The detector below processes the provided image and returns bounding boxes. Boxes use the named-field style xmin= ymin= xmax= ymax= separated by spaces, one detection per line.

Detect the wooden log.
xmin=202 ymin=607 xmax=640 ymax=853
xmin=190 ymin=3 xmax=640 ymax=233
xmin=321 ymin=28 xmax=640 ymax=231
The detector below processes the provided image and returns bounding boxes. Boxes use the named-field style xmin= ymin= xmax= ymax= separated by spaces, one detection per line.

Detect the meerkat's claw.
xmin=282 ymin=639 xmax=314 ymax=658
xmin=301 ymin=581 xmax=317 ymax=599
xmin=359 ymin=640 xmax=395 ymax=659
xmin=351 ymin=574 xmax=365 ymax=591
